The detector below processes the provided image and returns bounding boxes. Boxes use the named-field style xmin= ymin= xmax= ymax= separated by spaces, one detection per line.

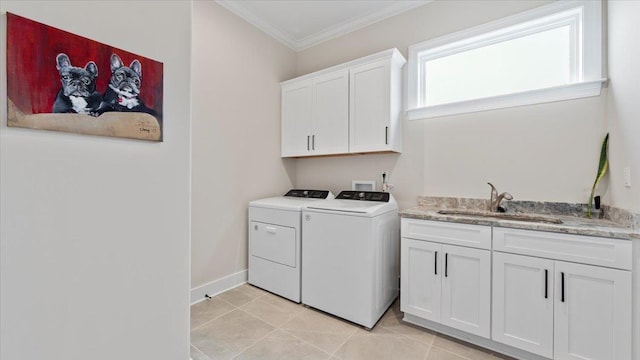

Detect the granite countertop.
xmin=400 ymin=197 xmax=640 ymax=241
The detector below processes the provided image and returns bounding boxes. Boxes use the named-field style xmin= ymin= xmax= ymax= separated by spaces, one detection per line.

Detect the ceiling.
xmin=216 ymin=0 xmax=431 ymax=52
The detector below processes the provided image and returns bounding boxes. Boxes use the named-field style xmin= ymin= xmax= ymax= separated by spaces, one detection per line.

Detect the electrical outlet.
xmin=624 ymin=166 xmax=631 ymax=188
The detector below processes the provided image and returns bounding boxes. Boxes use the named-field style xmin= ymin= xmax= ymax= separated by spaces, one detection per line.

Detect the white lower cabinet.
xmin=492 ymin=252 xmax=555 ymax=358
xmin=401 ymin=219 xmax=634 ymax=360
xmin=493 ymin=252 xmax=632 ymax=360
xmin=400 ymin=238 xmax=441 ymax=322
xmin=553 ymin=261 xmax=632 ymax=360
xmin=441 ymin=244 xmax=491 ymax=337
xmin=400 ymin=219 xmax=491 ymax=339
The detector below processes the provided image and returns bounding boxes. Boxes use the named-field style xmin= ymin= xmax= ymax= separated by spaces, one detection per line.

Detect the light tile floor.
xmin=191 ymin=284 xmax=514 ymax=360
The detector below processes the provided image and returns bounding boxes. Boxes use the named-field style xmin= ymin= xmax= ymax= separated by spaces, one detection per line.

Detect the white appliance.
xmin=248 ymin=189 xmax=333 ymax=302
xmin=301 ymin=190 xmax=399 ymax=329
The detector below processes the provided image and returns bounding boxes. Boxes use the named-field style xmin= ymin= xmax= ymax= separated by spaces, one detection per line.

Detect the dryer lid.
xmin=249 ymin=190 xmax=334 ymax=211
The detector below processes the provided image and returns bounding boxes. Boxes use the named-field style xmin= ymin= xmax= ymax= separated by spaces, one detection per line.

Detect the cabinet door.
xmin=400 ymin=238 xmax=441 ymax=322
xmin=349 ymin=60 xmax=390 ymax=153
xmin=281 ymin=80 xmax=312 ymax=157
xmin=554 ymin=261 xmax=632 ymax=360
xmin=312 ymin=71 xmax=349 ymax=155
xmin=440 ymin=244 xmax=491 ymax=338
xmin=492 ymin=252 xmax=554 ymax=358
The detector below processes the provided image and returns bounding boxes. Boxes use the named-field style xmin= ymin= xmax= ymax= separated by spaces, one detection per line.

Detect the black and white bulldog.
xmin=52 ymin=53 xmax=102 ymax=114
xmin=94 ymin=54 xmax=156 ymax=117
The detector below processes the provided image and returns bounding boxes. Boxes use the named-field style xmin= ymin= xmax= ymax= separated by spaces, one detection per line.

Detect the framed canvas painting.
xmin=6 ymin=12 xmax=164 ymax=141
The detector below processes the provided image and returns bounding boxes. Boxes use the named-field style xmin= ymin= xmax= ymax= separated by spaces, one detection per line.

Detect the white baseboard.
xmin=190 ymin=269 xmax=247 ymax=305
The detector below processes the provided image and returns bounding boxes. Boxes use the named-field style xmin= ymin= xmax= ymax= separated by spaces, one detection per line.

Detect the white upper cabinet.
xmin=281 ymin=80 xmax=313 ymax=157
xmin=281 ymin=72 xmax=348 ymax=157
xmin=281 ymin=49 xmax=405 ymax=158
xmin=311 ymin=70 xmax=349 ymax=156
xmin=349 ymin=56 xmax=403 ymax=153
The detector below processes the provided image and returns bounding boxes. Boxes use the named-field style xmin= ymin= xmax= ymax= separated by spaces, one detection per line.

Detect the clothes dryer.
xmin=248 ymin=189 xmax=333 ymax=302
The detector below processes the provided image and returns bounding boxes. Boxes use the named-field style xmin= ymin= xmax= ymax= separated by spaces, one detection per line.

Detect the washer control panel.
xmin=284 ymin=189 xmax=331 ymax=199
xmin=335 ymin=191 xmax=390 ymax=202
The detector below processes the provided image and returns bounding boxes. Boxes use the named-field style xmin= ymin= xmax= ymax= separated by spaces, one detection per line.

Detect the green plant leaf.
xmin=587 ymin=133 xmax=609 ymax=218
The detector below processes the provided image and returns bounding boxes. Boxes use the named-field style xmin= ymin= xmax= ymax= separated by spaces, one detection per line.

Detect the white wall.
xmin=606 ymin=0 xmax=640 ymax=213
xmin=190 ymin=1 xmax=297 ymax=294
xmin=0 ymin=2 xmax=191 ymax=360
xmin=294 ymin=0 xmax=608 ymax=210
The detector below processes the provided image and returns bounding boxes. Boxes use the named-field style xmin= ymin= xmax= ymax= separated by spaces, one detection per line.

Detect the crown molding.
xmin=216 ymin=0 xmax=298 ymax=49
xmin=216 ymin=0 xmax=431 ymax=52
xmin=295 ymin=1 xmax=431 ymax=51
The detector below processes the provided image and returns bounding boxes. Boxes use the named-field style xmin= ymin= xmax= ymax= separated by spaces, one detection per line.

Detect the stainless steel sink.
xmin=437 ymin=209 xmax=563 ymax=224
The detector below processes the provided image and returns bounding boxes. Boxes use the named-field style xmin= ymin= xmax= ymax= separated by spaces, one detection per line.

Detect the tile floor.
xmin=190 ymin=284 xmax=514 ymax=360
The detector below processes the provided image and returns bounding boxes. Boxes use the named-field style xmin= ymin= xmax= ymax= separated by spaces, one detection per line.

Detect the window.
xmin=407 ymin=0 xmax=604 ymax=120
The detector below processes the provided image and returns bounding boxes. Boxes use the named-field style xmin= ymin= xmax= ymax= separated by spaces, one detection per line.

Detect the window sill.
xmin=406 ymin=79 xmax=607 ymax=120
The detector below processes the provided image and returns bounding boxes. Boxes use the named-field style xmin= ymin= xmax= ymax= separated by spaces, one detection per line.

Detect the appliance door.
xmin=250 ymin=221 xmax=296 ymax=267
xmin=302 ymin=210 xmax=374 ymax=326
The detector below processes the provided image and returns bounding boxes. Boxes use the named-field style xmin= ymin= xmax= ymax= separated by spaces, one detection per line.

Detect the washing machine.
xmin=301 ymin=190 xmax=399 ymax=329
xmin=248 ymin=189 xmax=333 ymax=302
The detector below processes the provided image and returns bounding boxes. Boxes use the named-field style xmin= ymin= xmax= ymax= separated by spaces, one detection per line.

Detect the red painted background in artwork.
xmin=7 ymin=12 xmax=163 ymax=118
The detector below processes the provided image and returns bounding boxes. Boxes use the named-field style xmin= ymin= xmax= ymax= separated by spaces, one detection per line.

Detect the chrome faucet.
xmin=487 ymin=182 xmax=513 ymax=212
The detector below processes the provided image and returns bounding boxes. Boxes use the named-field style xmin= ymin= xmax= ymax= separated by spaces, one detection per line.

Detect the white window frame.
xmin=407 ymin=0 xmax=605 ymax=120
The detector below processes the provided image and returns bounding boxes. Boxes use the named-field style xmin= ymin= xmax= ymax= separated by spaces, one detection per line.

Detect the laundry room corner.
xmin=190 ymin=0 xmax=298 ymax=302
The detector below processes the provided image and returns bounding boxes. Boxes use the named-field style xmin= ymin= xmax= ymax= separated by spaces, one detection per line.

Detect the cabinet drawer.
xmin=493 ymin=227 xmax=632 ymax=270
xmin=401 ymin=218 xmax=491 ymax=250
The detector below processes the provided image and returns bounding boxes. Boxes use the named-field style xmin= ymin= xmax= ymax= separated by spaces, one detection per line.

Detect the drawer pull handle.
xmin=544 ymin=269 xmax=548 ymax=299
xmin=561 ymin=272 xmax=565 ymax=302
xmin=385 ymin=126 xmax=389 ymax=145
xmin=307 ymin=136 xmax=310 ymax=151
xmin=434 ymin=251 xmax=438 ymax=275
xmin=266 ymin=226 xmax=277 ymax=234
xmin=445 ymin=253 xmax=448 ymax=277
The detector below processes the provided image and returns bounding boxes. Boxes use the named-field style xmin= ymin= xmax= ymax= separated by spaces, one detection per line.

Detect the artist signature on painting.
xmin=139 ymin=127 xmax=157 ymax=133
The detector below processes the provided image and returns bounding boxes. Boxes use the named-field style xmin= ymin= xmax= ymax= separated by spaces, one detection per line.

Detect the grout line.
xmin=190 ymin=298 xmax=239 ymax=332
xmin=278 ymin=328 xmax=334 ymax=358
xmin=190 ymin=343 xmax=212 ymax=360
xmin=276 ymin=306 xmax=348 ymax=357
xmin=230 ymin=327 xmax=278 ymax=360
xmin=328 ymin=327 xmax=358 ymax=357
xmin=423 ymin=333 xmax=437 ymax=359
xmin=216 ymin=295 xmax=241 ymax=308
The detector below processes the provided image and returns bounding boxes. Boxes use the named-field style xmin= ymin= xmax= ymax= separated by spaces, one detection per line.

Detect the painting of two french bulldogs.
xmin=7 ymin=12 xmax=163 ymax=142
xmin=53 ymin=53 xmax=157 ymax=119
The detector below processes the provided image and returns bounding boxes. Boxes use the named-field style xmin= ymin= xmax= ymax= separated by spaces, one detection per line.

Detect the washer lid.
xmin=305 ymin=193 xmax=397 ymax=217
